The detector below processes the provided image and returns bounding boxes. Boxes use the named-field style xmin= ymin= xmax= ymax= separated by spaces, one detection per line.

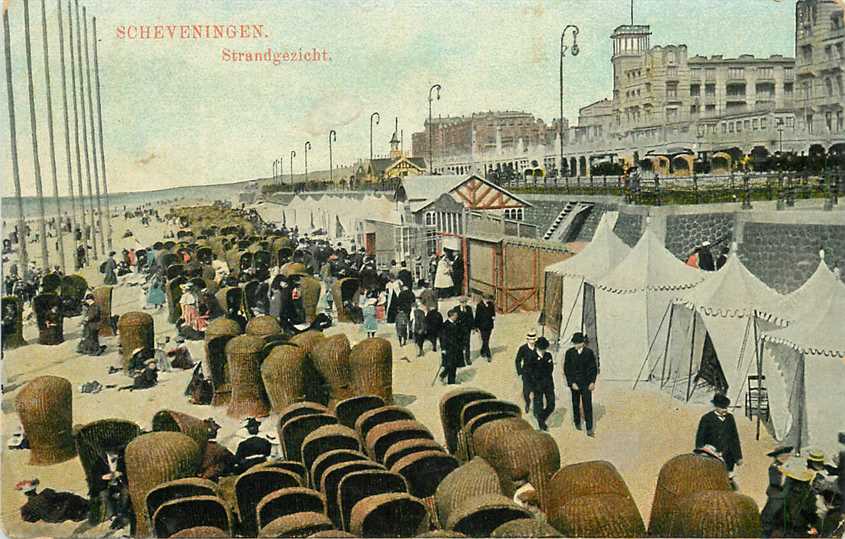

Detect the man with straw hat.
xmin=776 ymin=462 xmax=821 ymax=537
xmin=515 ymin=330 xmax=540 ymax=413
xmin=761 ymin=445 xmax=794 ymax=537
xmin=564 ymin=332 xmax=598 ymax=437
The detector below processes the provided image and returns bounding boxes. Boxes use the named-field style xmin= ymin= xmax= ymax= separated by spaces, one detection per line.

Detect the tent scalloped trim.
xmin=595 ymin=281 xmax=700 ymax=295
xmin=761 ymin=334 xmax=845 ymax=359
xmin=671 ymin=298 xmax=790 ymax=327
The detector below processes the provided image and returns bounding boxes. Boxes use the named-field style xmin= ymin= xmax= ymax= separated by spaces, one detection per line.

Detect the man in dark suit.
xmin=456 ymin=296 xmax=474 ymax=366
xmin=695 ymin=393 xmax=742 ymax=474
xmin=514 ymin=331 xmax=539 ymax=413
xmin=563 ymin=332 xmax=598 ymax=436
xmin=532 ymin=337 xmax=555 ymax=431
xmin=474 ymin=295 xmax=496 ymax=361
xmin=425 ymin=305 xmax=443 ymax=352
xmin=235 ymin=417 xmax=272 ymax=471
xmin=440 ymin=309 xmax=463 ymax=385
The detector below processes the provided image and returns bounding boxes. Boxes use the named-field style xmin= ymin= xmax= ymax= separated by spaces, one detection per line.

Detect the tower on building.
xmin=389 ymin=117 xmax=402 ymax=159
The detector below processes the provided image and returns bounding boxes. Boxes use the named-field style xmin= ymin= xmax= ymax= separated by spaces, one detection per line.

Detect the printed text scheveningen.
xmin=115 ymin=24 xmax=267 ymax=40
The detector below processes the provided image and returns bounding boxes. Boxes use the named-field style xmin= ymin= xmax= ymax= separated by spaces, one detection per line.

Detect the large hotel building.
xmin=412 ymin=0 xmax=845 ymax=177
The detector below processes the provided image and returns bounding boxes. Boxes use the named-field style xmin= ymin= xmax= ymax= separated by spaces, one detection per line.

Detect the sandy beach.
xmin=0 ymin=204 xmax=779 ymax=538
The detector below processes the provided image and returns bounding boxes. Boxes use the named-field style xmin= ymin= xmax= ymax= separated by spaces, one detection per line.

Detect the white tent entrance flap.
xmin=582 ymin=282 xmax=600 ymax=369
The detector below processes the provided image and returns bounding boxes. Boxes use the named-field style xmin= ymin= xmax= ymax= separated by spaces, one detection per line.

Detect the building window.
xmin=761 ymin=118 xmax=768 ymax=129
xmin=690 ymin=104 xmax=699 ymax=115
xmin=705 ymin=68 xmax=716 ymax=81
xmin=803 ymin=81 xmax=812 ymax=99
xmin=837 ymin=111 xmax=843 ymax=131
xmin=784 ymin=82 xmax=794 ymax=96
xmin=786 ymin=117 xmax=795 ymax=128
xmin=807 ymin=114 xmax=814 ymax=134
xmin=721 ymin=122 xmax=727 ymax=134
xmin=827 ymin=78 xmax=835 ymax=96
xmin=666 ymin=82 xmax=678 ymax=98
xmin=705 ymin=83 xmax=716 ymax=97
xmin=726 ymin=83 xmax=746 ymax=97
xmin=757 ymin=67 xmax=773 ymax=79
xmin=690 ymin=84 xmax=701 ymax=97
xmin=744 ymin=120 xmax=751 ymax=131
xmin=690 ymin=68 xmax=701 ymax=79
xmin=802 ymin=45 xmax=813 ymax=64
xmin=666 ymin=107 xmax=678 ymax=120
xmin=752 ymin=118 xmax=759 ymax=130
xmin=729 ymin=122 xmax=735 ymax=133
xmin=667 ymin=65 xmax=678 ymax=77
xmin=826 ymin=45 xmax=833 ymax=61
xmin=826 ymin=112 xmax=833 ymax=131
xmin=705 ymin=104 xmax=716 ymax=115
xmin=784 ymin=67 xmax=794 ymax=80
xmin=424 ymin=211 xmax=435 ymax=226
xmin=728 ymin=67 xmax=744 ymax=80
xmin=756 ymin=82 xmax=775 ymax=98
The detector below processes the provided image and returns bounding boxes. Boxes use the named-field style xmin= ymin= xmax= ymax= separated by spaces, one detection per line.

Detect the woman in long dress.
xmin=361 ymin=298 xmax=378 ymax=338
xmin=434 ymin=255 xmax=453 ymax=299
xmin=77 ymin=294 xmax=103 ymax=355
xmin=145 ymin=272 xmax=166 ymax=310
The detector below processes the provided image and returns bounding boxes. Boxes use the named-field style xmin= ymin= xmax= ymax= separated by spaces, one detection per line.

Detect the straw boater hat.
xmin=526 ymin=331 xmax=537 ymax=342
xmin=783 ymin=461 xmax=816 ymax=482
xmin=131 ymin=346 xmax=146 ymax=357
xmin=144 ymin=358 xmax=157 ymax=368
xmin=807 ymin=449 xmax=826 ymax=464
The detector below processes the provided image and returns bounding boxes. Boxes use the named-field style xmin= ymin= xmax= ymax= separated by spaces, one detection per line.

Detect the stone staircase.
xmin=543 ymin=202 xmax=593 ymax=242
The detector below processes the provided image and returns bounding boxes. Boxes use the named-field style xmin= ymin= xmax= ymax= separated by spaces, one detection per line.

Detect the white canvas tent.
xmin=660 ymin=248 xmax=787 ymax=405
xmin=761 ymin=263 xmax=845 ymax=455
xmin=544 ymin=214 xmax=630 ymax=341
xmin=777 ymin=254 xmax=842 ymax=324
xmin=589 ymin=228 xmax=703 ymax=381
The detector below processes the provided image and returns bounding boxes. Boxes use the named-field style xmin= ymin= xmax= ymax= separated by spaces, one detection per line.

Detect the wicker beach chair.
xmin=166 ymin=277 xmax=186 ymax=324
xmin=145 ymin=477 xmax=219 ymax=526
xmin=458 ymin=400 xmax=521 ymax=432
xmin=666 ymin=489 xmax=761 ymax=538
xmin=647 ymin=453 xmax=733 ymax=537
xmin=439 ymin=388 xmax=496 ymax=455
xmin=215 ymin=287 xmax=244 ymax=315
xmin=310 ymin=334 xmax=354 ymax=405
xmin=152 ymin=410 xmax=209 ymax=453
xmin=16 ymin=375 xmax=76 ymax=465
xmin=33 ymin=294 xmax=64 ymax=345
xmin=544 ymin=460 xmax=633 ymax=517
xmin=205 ymin=318 xmax=242 ymax=407
xmin=118 ymin=311 xmax=155 ymax=371
xmin=331 ymin=277 xmax=361 ymax=323
xmin=277 ymin=402 xmax=330 ymax=436
xmin=166 ymin=263 xmax=185 ymax=280
xmin=349 ymin=492 xmax=430 ymax=538
xmin=470 ymin=417 xmax=532 ymax=475
xmin=262 ymin=344 xmax=309 ymax=413
xmin=300 ymin=275 xmax=322 ymax=324
xmin=307 ymin=530 xmax=356 ymax=538
xmin=491 ymin=518 xmax=562 ymax=538
xmin=321 ymin=460 xmax=386 ymax=527
xmin=445 ymin=494 xmax=532 ymax=538
xmin=234 ymin=467 xmax=303 ymax=537
xmin=349 ymin=338 xmax=393 ymax=403
xmin=59 ymin=274 xmax=88 ymax=316
xmin=479 ymin=429 xmax=560 ymax=499
xmin=256 ymin=487 xmax=327 ymax=530
xmin=338 ymin=469 xmax=409 ymax=531
xmin=456 ymin=411 xmax=519 ymax=462
xmin=246 ymin=315 xmax=283 ymax=340
xmin=365 ymin=420 xmax=434 ymax=463
xmin=259 ymin=512 xmax=335 ymax=538
xmin=417 ymin=531 xmax=468 ymax=538
xmin=125 ymin=432 xmax=203 ymax=537
xmin=289 ymin=330 xmax=326 ymax=356
xmin=310 ymin=450 xmax=369 ymax=492
xmin=434 ymin=457 xmax=503 ymax=529
xmin=549 ymin=493 xmax=645 ymax=538
xmin=354 ymin=406 xmax=415 ymax=443
xmin=281 ymin=413 xmax=338 ymax=462
xmin=383 ymin=439 xmax=445 ymax=471
xmin=93 ymin=285 xmax=115 ymax=336
xmin=301 ymin=425 xmax=361 ymax=482
xmin=335 ymin=395 xmax=386 ymax=429
xmin=226 ymin=335 xmax=271 ymax=419
xmin=74 ymin=418 xmax=142 ymax=511
xmin=152 ymin=495 xmax=232 ymax=538
xmin=169 ymin=526 xmax=228 ymax=538
xmin=390 ymin=450 xmax=459 ymax=500
xmin=255 ymin=460 xmax=308 ymax=485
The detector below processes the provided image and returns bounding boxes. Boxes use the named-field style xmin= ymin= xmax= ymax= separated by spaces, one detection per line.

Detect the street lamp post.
xmin=560 ymin=25 xmax=580 ymax=181
xmin=329 ymin=130 xmax=337 ymax=183
xmin=428 ymin=83 xmax=442 ymax=173
xmin=777 ymin=119 xmax=784 ymax=154
xmin=304 ymin=141 xmax=311 ymax=183
xmin=290 ymin=150 xmax=296 ymax=187
xmin=278 ymin=156 xmax=283 ymax=185
xmin=273 ymin=159 xmax=277 ymax=184
xmin=369 ymin=112 xmax=380 ymax=166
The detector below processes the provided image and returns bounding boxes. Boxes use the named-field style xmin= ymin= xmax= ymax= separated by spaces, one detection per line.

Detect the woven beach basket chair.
xmin=289 ymin=331 xmax=330 ymax=403
xmin=438 ymin=388 xmax=496 ymax=455
xmin=491 ymin=518 xmax=562 ymax=538
xmin=666 ymin=489 xmax=761 ymax=538
xmin=152 ymin=495 xmax=232 ymax=538
xmin=169 ymin=526 xmax=229 ymax=538
xmin=256 ymin=487 xmax=327 ymax=531
xmin=311 ymin=334 xmax=354 ymax=406
xmin=337 ymin=469 xmax=409 ymax=531
xmin=480 ymin=429 xmax=560 ymax=499
xmin=434 ymin=456 xmax=503 ymax=530
xmin=125 ymin=432 xmax=203 ymax=537
xmin=277 ymin=401 xmax=330 ymax=435
xmin=459 ymin=399 xmax=521 ymax=432
xmin=355 ymin=405 xmax=415 ymax=443
xmin=33 ymin=293 xmax=63 ymax=345
xmin=310 ymin=449 xmax=369 ymax=492
xmin=445 ymin=493 xmax=532 ymax=537
xmin=283 ymin=262 xmax=309 ymax=277
xmin=262 ymin=344 xmax=309 ymax=413
xmin=383 ymin=439 xmax=445 ymax=471
xmin=225 ymin=334 xmax=271 ymax=419
xmin=349 ymin=492 xmax=430 ymax=538
xmin=307 ymin=530 xmax=356 ymax=538
xmin=166 ymin=277 xmax=186 ymax=324
xmin=335 ymin=395 xmax=386 ymax=429
xmin=205 ymin=318 xmax=242 ymax=407
xmin=281 ymin=413 xmax=338 ymax=462
xmin=331 ymin=278 xmax=361 ymax=323
xmin=16 ymin=375 xmax=76 ymax=465
xmin=300 ymin=275 xmax=322 ymax=323
xmin=321 ymin=460 xmax=386 ymax=527
xmin=470 ymin=417 xmax=532 ymax=475
xmin=302 ymin=425 xmax=362 ymax=483
xmin=93 ymin=285 xmax=115 ymax=336
xmin=290 ymin=330 xmax=327 ymax=355
xmin=145 ymin=477 xmax=219 ymax=527
xmin=456 ymin=410 xmax=520 ymax=462
xmin=549 ymin=492 xmax=646 ymax=538
xmin=152 ymin=410 xmax=210 ymax=453
xmin=544 ymin=460 xmax=633 ymax=517
xmin=259 ymin=512 xmax=335 ymax=538
xmin=256 ymin=460 xmax=308 ymax=485
xmin=417 ymin=531 xmax=468 ymax=538
xmin=118 ymin=311 xmax=155 ymax=371
xmin=391 ymin=450 xmax=459 ymax=500
xmin=365 ymin=420 xmax=434 ymax=463
xmin=349 ymin=338 xmax=393 ymax=403
xmin=235 ymin=467 xmax=303 ymax=537
xmin=214 ymin=287 xmax=243 ymax=315
xmin=246 ymin=315 xmax=283 ymax=340
xmin=647 ymin=453 xmax=733 ymax=537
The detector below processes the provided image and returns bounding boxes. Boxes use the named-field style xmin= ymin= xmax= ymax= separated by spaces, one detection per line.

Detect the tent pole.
xmin=732 ymin=316 xmax=753 ymax=405
xmin=659 ymin=303 xmax=676 ymax=389
xmin=559 ymin=277 xmax=583 ymax=344
xmin=796 ymin=352 xmax=805 ymax=452
xmin=685 ymin=312 xmax=697 ymax=402
xmin=752 ymin=310 xmax=762 ymax=440
xmin=633 ymin=301 xmax=671 ymax=390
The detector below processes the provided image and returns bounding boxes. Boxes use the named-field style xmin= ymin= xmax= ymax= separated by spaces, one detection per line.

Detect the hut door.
xmin=365 ymin=233 xmax=376 ymax=256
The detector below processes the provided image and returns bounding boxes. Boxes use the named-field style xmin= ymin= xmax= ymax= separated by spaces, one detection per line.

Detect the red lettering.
xmin=154 ymin=26 xmax=164 ymax=39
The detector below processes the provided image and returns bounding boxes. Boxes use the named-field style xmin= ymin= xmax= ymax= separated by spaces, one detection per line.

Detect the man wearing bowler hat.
xmin=761 ymin=445 xmax=794 ymax=536
xmin=695 ymin=393 xmax=743 ymax=475
xmin=564 ymin=332 xmax=598 ymax=436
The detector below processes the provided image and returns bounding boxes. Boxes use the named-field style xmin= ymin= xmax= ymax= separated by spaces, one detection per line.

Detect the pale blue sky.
xmin=2 ymin=0 xmax=796 ymax=196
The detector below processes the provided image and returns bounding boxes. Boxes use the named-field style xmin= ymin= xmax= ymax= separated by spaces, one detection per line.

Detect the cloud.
xmin=300 ymin=93 xmax=365 ymax=137
xmin=135 ymin=153 xmax=159 ymax=166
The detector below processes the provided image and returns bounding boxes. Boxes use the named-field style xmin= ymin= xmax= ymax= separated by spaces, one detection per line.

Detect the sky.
xmin=1 ymin=0 xmax=797 ymax=196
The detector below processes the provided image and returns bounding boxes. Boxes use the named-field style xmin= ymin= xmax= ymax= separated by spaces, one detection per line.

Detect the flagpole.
xmin=23 ymin=0 xmax=51 ymax=270
xmin=75 ymin=0 xmax=98 ymax=260
xmin=4 ymin=2 xmax=30 ymax=270
xmin=57 ymin=0 xmax=79 ymax=269
xmin=40 ymin=0 xmax=67 ymax=273
xmin=92 ymin=16 xmax=111 ymax=249
xmin=67 ymin=0 xmax=88 ymax=265
xmin=82 ymin=7 xmax=104 ymax=255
